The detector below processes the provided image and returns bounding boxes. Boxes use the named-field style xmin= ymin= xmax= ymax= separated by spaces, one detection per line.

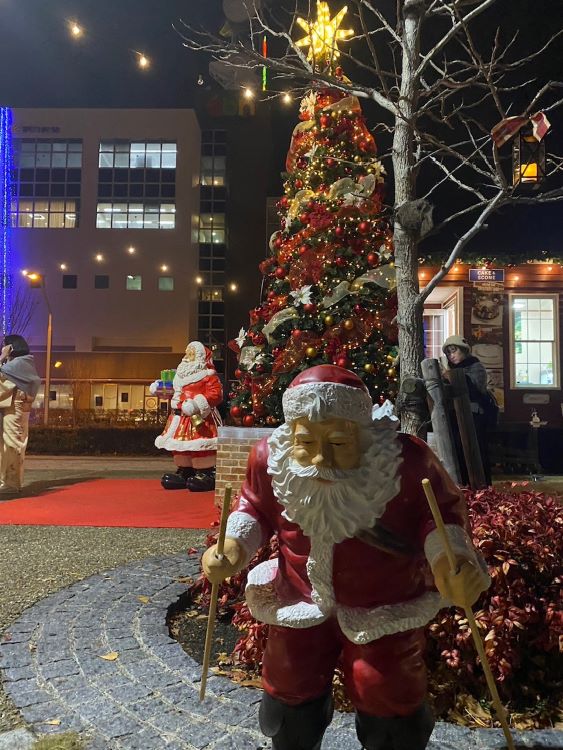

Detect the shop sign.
xmin=469 ymin=268 xmax=504 ymax=283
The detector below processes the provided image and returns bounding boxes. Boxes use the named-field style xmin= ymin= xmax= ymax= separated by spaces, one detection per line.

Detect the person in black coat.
xmin=443 ymin=335 xmax=492 ymax=486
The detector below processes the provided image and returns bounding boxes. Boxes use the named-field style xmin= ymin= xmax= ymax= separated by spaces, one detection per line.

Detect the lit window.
xmin=198 ymin=213 xmax=225 ymax=243
xmin=511 ymin=294 xmax=559 ymax=388
xmin=12 ymin=199 xmax=78 ymax=229
xmin=158 ymin=276 xmax=174 ymax=291
xmin=95 ymin=202 xmax=176 ymax=229
xmin=126 ymin=275 xmax=142 ymax=291
xmin=98 ymin=141 xmax=177 ymax=169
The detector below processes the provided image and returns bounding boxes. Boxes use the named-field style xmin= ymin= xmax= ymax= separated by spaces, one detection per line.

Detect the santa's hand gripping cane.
xmin=199 ymin=485 xmax=232 ymax=702
xmin=422 ymin=478 xmax=515 ymax=750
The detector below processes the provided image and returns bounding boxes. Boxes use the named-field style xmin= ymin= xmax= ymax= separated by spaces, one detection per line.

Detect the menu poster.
xmin=471 ymin=280 xmax=505 ymax=412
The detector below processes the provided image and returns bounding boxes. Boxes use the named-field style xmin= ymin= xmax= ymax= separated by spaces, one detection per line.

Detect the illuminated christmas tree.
xmin=229 ymin=8 xmax=399 ymax=426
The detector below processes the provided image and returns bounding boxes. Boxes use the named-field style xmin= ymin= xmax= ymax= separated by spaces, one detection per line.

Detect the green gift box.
xmin=160 ymin=369 xmax=176 ymax=383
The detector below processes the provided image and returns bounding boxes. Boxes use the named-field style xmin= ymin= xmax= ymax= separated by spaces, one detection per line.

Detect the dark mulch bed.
xmin=168 ymin=591 xmax=241 ymax=672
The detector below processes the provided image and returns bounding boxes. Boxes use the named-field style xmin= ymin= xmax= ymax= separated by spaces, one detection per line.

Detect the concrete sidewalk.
xmin=0 ymin=457 xmax=562 ymax=748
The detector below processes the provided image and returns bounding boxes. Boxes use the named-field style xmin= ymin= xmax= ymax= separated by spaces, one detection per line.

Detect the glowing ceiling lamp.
xmin=0 ymin=107 xmax=14 ymax=336
xmin=295 ymin=2 xmax=353 ymax=70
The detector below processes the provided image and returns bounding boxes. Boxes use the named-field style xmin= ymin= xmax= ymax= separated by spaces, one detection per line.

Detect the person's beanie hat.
xmin=282 ymin=365 xmax=373 ymax=425
xmin=442 ymin=335 xmax=471 ymax=354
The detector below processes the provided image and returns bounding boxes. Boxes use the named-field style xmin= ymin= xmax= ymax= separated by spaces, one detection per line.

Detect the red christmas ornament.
xmin=358 ymin=221 xmax=370 ymax=234
xmin=243 ymin=415 xmax=255 ymax=426
xmin=367 ymin=252 xmax=380 ymax=266
xmin=326 ymin=158 xmax=335 ymax=168
xmin=230 ymin=405 xmax=242 ymax=418
xmin=252 ymin=333 xmax=266 ymax=345
xmin=280 ymin=196 xmax=289 ymax=208
xmin=297 ymin=157 xmax=307 ymax=169
xmin=234 ymin=369 xmax=242 ymax=379
xmin=335 ymin=226 xmax=345 ymax=238
xmin=294 ymin=179 xmax=303 ymax=189
xmin=291 ymin=329 xmax=303 ymax=340
xmin=299 ymin=244 xmax=309 ymax=255
xmin=336 ymin=356 xmax=350 ymax=368
xmin=274 ymin=236 xmax=283 ymax=249
xmin=275 ymin=267 xmax=287 ymax=279
xmin=299 ymin=213 xmax=309 ymax=224
xmin=267 ymin=290 xmax=276 ymax=299
xmin=335 ymin=256 xmax=346 ymax=267
xmin=354 ymin=304 xmax=363 ymax=314
xmin=307 ymin=200 xmax=316 ymax=210
xmin=320 ymin=115 xmax=329 ymax=127
xmin=303 ymin=303 xmax=316 ymax=314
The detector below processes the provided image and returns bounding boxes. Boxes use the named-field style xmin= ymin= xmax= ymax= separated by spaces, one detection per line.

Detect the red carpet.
xmin=0 ymin=479 xmax=217 ymax=528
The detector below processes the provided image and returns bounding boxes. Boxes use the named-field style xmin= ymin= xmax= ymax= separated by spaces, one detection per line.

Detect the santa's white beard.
xmin=267 ymin=422 xmax=402 ymax=546
xmin=176 ymin=357 xmax=203 ymax=378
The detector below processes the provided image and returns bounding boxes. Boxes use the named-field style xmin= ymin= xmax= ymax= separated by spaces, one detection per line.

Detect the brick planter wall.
xmin=215 ymin=426 xmax=274 ymax=507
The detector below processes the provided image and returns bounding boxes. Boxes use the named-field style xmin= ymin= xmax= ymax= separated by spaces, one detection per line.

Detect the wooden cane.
xmin=422 ymin=478 xmax=515 ymax=750
xmin=199 ymin=484 xmax=233 ymax=702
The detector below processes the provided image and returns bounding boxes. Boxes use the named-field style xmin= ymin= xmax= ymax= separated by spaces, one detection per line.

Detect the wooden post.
xmin=446 ymin=368 xmax=486 ymax=489
xmin=421 ymin=358 xmax=461 ymax=485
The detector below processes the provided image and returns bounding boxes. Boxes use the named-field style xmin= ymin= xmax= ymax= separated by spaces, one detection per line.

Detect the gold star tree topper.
xmin=295 ymin=2 xmax=354 ymax=69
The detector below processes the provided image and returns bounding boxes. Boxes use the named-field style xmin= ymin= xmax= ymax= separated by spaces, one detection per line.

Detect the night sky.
xmin=0 ymin=0 xmax=561 ymax=256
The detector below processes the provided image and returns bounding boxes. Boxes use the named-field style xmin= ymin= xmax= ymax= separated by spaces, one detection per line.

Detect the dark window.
xmin=49 ymin=390 xmax=57 ymax=401
xmin=120 ymin=392 xmax=129 ymax=403
xmin=62 ymin=274 xmax=77 ymax=289
xmin=95 ymin=396 xmax=103 ymax=407
xmin=94 ymin=275 xmax=109 ymax=289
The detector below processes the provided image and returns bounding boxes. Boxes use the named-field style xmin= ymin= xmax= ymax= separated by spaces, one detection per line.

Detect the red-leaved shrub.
xmin=426 ymin=487 xmax=562 ymax=717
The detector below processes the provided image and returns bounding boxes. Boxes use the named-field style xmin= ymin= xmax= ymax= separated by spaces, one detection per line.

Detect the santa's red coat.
xmin=226 ymin=432 xmax=478 ymax=643
xmin=155 ymin=373 xmax=223 ymax=453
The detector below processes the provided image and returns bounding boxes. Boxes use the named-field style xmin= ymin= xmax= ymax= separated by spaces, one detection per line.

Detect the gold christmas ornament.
xmin=363 ymin=363 xmax=375 ymax=373
xmin=305 ymin=346 xmax=318 ymax=358
xmin=324 ymin=314 xmax=334 ymax=326
xmin=343 ymin=318 xmax=354 ymax=330
xmin=387 ymin=367 xmax=396 ymax=377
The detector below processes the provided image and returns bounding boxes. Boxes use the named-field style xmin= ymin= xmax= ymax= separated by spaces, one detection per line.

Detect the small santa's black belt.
xmin=174 ymin=408 xmax=182 ymax=416
xmin=356 ymin=523 xmax=414 ymax=558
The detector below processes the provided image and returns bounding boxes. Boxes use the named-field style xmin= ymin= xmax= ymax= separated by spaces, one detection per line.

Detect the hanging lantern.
xmin=512 ymin=126 xmax=546 ymax=188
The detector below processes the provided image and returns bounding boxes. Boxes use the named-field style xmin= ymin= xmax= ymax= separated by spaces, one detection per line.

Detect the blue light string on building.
xmin=0 ymin=107 xmax=14 ymax=336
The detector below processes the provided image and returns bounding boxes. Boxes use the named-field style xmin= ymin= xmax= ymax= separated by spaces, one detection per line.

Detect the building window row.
xmin=198 ymin=213 xmax=225 ymax=243
xmin=98 ymin=168 xmax=175 ymax=201
xmin=96 ymin=202 xmax=176 ymax=230
xmin=99 ymin=141 xmax=177 ymax=169
xmin=14 ymin=139 xmax=82 ymax=168
xmin=59 ymin=274 xmax=174 ymax=291
xmin=12 ymin=199 xmax=78 ymax=229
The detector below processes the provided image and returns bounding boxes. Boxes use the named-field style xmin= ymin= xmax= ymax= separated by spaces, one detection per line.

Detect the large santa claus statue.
xmin=150 ymin=341 xmax=223 ymax=492
xmin=203 ymin=365 xmax=490 ymax=750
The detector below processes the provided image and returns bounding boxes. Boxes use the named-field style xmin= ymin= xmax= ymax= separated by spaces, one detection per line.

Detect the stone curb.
xmin=0 ymin=554 xmax=562 ymax=749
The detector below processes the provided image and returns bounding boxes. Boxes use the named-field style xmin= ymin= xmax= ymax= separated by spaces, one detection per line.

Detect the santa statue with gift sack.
xmin=203 ymin=365 xmax=490 ymax=750
xmin=150 ymin=341 xmax=223 ymax=492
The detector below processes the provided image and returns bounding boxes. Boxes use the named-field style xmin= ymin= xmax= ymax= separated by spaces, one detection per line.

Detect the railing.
xmin=29 ymin=408 xmax=169 ymax=428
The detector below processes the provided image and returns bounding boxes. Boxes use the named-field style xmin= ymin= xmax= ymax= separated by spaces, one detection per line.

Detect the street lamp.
xmin=26 ymin=272 xmax=52 ymax=426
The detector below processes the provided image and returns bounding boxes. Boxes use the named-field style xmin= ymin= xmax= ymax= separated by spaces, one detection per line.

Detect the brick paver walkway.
xmin=1 ymin=554 xmax=562 ymax=749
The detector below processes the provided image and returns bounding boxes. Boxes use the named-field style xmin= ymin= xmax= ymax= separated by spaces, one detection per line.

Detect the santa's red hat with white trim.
xmin=282 ymin=365 xmax=374 ymax=425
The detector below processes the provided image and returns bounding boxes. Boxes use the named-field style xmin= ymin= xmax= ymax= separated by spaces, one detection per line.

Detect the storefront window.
xmin=511 ymin=294 xmax=559 ymax=388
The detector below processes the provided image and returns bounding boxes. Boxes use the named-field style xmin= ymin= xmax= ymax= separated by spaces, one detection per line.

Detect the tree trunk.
xmin=392 ymin=1 xmax=425 ymax=435
xmin=421 ymin=358 xmax=461 ymax=484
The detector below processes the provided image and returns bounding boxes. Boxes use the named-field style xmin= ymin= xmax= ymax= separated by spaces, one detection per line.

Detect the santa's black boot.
xmin=185 ymin=468 xmax=216 ymax=492
xmin=259 ymin=691 xmax=333 ymax=750
xmin=355 ymin=703 xmax=434 ymax=750
xmin=160 ymin=467 xmax=194 ymax=490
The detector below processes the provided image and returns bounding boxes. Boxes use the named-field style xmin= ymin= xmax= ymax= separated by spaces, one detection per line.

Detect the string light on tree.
xmin=69 ymin=21 xmax=83 ymax=38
